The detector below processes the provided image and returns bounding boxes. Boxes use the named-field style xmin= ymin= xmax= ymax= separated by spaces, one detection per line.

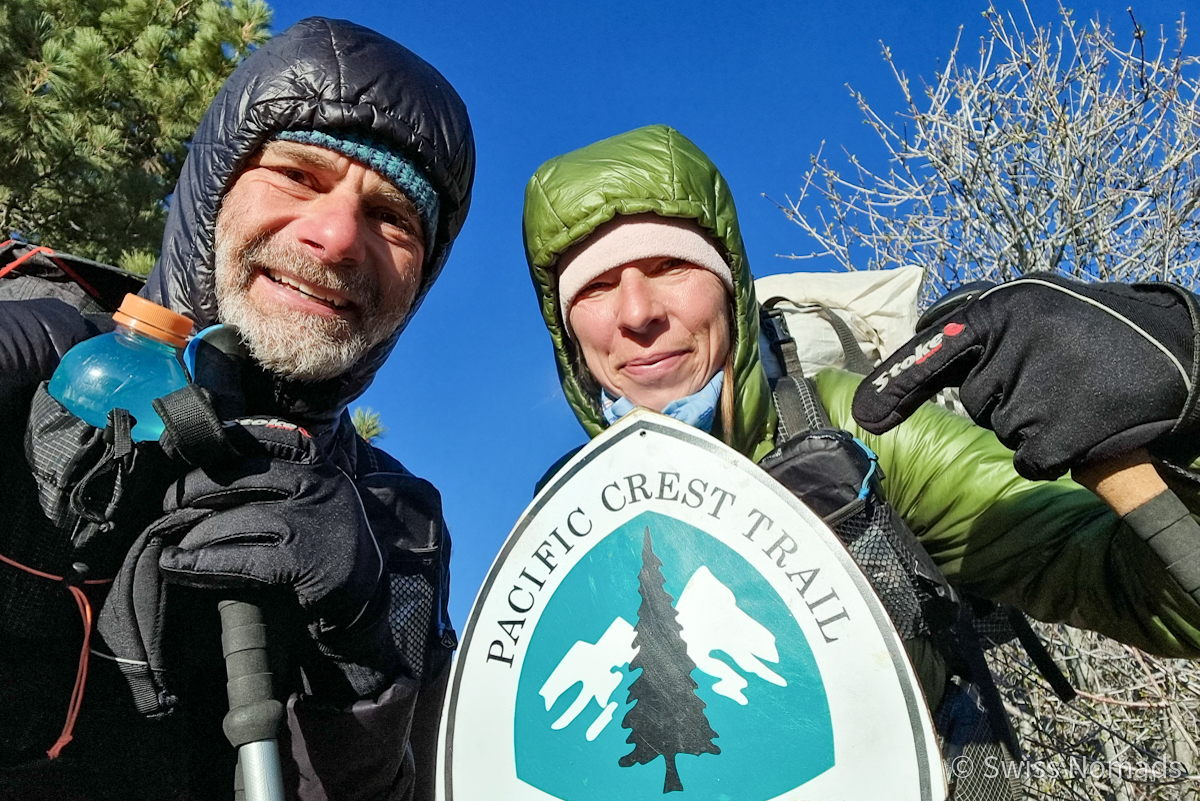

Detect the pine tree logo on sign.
xmin=618 ymin=527 xmax=721 ymax=793
xmin=439 ymin=411 xmax=945 ymax=801
xmin=513 ymin=510 xmax=831 ymax=800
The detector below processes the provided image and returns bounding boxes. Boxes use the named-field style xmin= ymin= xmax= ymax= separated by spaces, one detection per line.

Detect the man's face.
xmin=214 ymin=140 xmax=427 ymax=381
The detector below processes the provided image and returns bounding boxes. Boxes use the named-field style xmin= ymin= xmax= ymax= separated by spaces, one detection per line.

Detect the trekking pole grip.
xmin=1072 ymin=448 xmax=1167 ymax=518
xmin=219 ymin=599 xmax=285 ymax=801
xmin=1075 ymin=449 xmax=1200 ymax=606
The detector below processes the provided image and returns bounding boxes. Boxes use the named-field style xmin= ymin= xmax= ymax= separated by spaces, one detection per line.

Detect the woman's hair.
xmin=716 ymin=293 xmax=737 ymax=447
xmin=570 ymin=338 xmax=603 ymax=408
xmin=718 ymin=352 xmax=736 ymax=447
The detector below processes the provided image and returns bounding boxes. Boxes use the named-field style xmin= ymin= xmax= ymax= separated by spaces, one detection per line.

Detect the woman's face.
xmin=567 ymin=257 xmax=732 ymax=412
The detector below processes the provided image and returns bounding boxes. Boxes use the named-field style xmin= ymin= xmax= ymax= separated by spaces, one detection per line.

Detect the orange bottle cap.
xmin=112 ymin=294 xmax=193 ymax=348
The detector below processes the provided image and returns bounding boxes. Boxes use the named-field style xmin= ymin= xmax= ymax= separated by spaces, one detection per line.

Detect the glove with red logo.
xmin=851 ymin=275 xmax=1200 ymax=480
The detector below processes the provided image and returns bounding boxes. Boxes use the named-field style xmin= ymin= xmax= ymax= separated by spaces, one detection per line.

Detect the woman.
xmin=523 ymin=124 xmax=1200 ymax=794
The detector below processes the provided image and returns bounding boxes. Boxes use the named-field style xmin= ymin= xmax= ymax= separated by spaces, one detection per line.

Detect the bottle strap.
xmin=1006 ymin=607 xmax=1076 ymax=702
xmin=68 ymin=408 xmax=136 ymax=551
xmin=154 ymin=384 xmax=237 ymax=467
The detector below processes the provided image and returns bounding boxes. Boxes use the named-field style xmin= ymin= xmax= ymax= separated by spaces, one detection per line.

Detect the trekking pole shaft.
xmin=219 ymin=599 xmax=285 ymax=801
xmin=239 ymin=740 xmax=285 ymax=801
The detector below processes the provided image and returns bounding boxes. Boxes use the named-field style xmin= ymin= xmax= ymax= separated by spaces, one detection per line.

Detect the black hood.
xmin=141 ymin=17 xmax=475 ymax=423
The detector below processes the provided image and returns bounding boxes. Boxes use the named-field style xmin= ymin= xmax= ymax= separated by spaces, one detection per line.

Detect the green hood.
xmin=523 ymin=124 xmax=777 ymax=460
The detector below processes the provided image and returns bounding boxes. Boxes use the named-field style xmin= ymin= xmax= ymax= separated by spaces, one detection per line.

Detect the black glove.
xmin=852 ymin=275 xmax=1200 ymax=480
xmin=154 ymin=416 xmax=396 ymax=696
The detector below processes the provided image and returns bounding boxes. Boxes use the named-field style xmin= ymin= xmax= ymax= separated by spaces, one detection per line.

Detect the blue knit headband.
xmin=275 ymin=129 xmax=440 ymax=254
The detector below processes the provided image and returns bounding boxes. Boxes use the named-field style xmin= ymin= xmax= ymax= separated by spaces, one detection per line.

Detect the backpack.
xmin=756 ymin=295 xmax=1075 ymax=801
xmin=0 ymin=242 xmax=153 ymax=635
xmin=754 ymin=265 xmax=925 ymax=376
xmin=0 ymin=239 xmax=145 ymax=313
xmin=0 ymin=245 xmax=167 ymax=758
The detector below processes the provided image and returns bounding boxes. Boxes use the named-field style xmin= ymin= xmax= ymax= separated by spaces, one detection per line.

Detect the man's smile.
xmin=261 ymin=267 xmax=351 ymax=308
xmin=246 ymin=265 xmax=362 ymax=321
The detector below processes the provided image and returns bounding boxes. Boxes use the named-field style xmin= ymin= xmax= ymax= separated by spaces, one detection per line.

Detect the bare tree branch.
xmin=781 ymin=2 xmax=1200 ymax=307
xmin=781 ymin=5 xmax=1200 ymax=797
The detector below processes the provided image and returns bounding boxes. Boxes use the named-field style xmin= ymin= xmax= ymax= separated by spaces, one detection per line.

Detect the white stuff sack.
xmin=754 ymin=266 xmax=924 ymax=375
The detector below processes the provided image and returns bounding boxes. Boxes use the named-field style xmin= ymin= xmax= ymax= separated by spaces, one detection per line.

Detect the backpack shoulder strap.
xmin=759 ymin=295 xmax=883 ymax=439
xmin=815 ymin=306 xmax=875 ymax=376
xmin=760 ymin=298 xmax=830 ymax=439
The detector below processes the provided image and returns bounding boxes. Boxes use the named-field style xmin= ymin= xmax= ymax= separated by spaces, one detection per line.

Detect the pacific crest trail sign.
xmin=438 ymin=410 xmax=946 ymax=801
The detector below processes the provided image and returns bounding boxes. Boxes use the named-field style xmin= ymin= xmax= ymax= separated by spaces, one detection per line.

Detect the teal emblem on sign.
xmin=514 ymin=511 xmax=834 ymax=800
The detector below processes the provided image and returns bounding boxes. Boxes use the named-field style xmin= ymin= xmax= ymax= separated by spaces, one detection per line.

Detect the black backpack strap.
xmin=760 ymin=296 xmax=877 ymax=375
xmin=953 ymin=606 xmax=1025 ymax=761
xmin=815 ymin=307 xmax=875 ymax=376
xmin=1007 ymin=608 xmax=1076 ymax=702
xmin=760 ymin=299 xmax=830 ymax=438
xmin=760 ymin=298 xmax=807 ymax=378
xmin=772 ymin=375 xmax=830 ymax=441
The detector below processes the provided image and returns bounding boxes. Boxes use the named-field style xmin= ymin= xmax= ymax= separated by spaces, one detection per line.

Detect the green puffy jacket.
xmin=522 ymin=123 xmax=1200 ymax=674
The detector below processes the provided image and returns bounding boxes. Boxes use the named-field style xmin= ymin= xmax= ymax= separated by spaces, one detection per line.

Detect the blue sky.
xmin=265 ymin=0 xmax=1193 ymax=627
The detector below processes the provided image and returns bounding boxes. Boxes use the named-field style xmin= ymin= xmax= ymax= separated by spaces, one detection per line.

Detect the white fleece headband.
xmin=556 ymin=214 xmax=734 ymax=317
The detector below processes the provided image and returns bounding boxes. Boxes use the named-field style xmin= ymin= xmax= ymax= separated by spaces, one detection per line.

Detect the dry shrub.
xmin=990 ymin=623 xmax=1200 ymax=799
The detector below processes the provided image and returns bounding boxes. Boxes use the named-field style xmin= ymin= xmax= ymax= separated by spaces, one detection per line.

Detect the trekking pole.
xmin=1075 ymin=449 xmax=1200 ymax=608
xmin=219 ymin=599 xmax=285 ymax=801
xmin=179 ymin=326 xmax=284 ymax=799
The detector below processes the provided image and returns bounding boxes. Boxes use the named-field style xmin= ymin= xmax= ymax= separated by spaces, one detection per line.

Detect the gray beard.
xmin=213 ymin=231 xmax=406 ymax=382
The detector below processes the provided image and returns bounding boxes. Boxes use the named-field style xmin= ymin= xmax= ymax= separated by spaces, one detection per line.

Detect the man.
xmin=0 ymin=17 xmax=474 ymax=801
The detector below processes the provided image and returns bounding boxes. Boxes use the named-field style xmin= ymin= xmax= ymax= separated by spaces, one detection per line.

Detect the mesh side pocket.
xmin=26 ymin=383 xmax=107 ymax=528
xmin=936 ymin=680 xmax=1023 ymax=801
xmin=388 ymin=572 xmax=435 ymax=681
xmin=840 ymin=502 xmax=925 ymax=641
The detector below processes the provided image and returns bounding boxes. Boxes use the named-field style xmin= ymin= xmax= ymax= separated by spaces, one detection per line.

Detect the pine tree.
xmin=619 ymin=527 xmax=720 ymax=793
xmin=0 ymin=0 xmax=271 ymax=273
xmin=351 ymin=406 xmax=386 ymax=443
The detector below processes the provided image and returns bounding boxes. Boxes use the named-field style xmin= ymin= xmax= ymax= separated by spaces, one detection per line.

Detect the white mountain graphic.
xmin=539 ymin=566 xmax=785 ymax=740
xmin=676 ymin=567 xmax=787 ymax=703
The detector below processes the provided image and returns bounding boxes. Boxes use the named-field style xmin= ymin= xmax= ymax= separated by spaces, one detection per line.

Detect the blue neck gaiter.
xmin=601 ymin=370 xmax=725 ymax=432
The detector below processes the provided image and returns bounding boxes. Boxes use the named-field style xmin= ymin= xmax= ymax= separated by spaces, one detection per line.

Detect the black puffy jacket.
xmin=0 ymin=17 xmax=474 ymax=801
xmin=145 ymin=15 xmax=474 ymax=424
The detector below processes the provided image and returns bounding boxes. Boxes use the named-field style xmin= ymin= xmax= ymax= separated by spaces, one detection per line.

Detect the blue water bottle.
xmin=48 ymin=294 xmax=194 ymax=441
